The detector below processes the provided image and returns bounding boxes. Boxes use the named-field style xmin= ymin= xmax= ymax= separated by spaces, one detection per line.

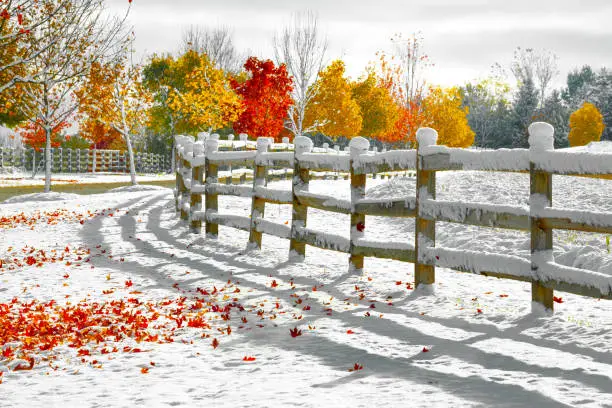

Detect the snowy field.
xmin=0 ymin=171 xmax=174 ymax=187
xmin=1 ymin=173 xmax=612 ymax=407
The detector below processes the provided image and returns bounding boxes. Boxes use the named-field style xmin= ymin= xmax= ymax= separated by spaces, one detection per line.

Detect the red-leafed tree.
xmin=21 ymin=120 xmax=69 ymax=151
xmin=231 ymin=57 xmax=293 ymax=141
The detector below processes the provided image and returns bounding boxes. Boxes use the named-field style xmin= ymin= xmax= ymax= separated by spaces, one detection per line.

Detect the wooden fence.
xmin=0 ymin=147 xmax=171 ymax=174
xmin=174 ymin=124 xmax=612 ymax=312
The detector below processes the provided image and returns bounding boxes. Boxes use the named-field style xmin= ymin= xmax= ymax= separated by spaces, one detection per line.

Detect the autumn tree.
xmin=167 ymin=51 xmax=242 ymax=132
xmin=423 ymin=87 xmax=475 ymax=147
xmin=77 ymin=55 xmax=152 ymax=185
xmin=230 ymin=57 xmax=293 ymax=141
xmin=375 ymin=33 xmax=432 ymax=146
xmin=568 ymin=102 xmax=605 ymax=147
xmin=15 ymin=0 xmax=128 ymax=192
xmin=351 ymin=70 xmax=398 ymax=139
xmin=20 ymin=119 xmax=68 ymax=150
xmin=274 ymin=11 xmax=327 ymax=136
xmin=79 ymin=119 xmax=124 ymax=150
xmin=304 ymin=60 xmax=362 ymax=139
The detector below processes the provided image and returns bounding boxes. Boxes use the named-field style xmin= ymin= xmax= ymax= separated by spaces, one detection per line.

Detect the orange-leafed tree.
xmin=20 ymin=120 xmax=69 ymax=151
xmin=79 ymin=119 xmax=124 ymax=150
xmin=303 ymin=60 xmax=362 ymax=139
xmin=375 ymin=33 xmax=432 ymax=146
xmin=230 ymin=57 xmax=293 ymax=141
xmin=77 ymin=55 xmax=152 ymax=185
xmin=422 ymin=86 xmax=475 ymax=147
xmin=568 ymin=102 xmax=605 ymax=147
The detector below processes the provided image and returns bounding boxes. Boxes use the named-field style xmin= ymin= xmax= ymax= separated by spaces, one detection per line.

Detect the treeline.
xmin=2 ymin=6 xmax=610 ymax=165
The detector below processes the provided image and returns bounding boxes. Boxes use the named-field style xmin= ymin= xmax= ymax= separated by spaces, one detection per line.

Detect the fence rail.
xmin=174 ymin=124 xmax=612 ymax=312
xmin=0 ymin=147 xmax=171 ymax=174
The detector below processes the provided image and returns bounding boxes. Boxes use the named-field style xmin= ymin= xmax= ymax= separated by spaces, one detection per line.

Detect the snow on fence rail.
xmin=0 ymin=147 xmax=170 ymax=174
xmin=174 ymin=124 xmax=612 ymax=312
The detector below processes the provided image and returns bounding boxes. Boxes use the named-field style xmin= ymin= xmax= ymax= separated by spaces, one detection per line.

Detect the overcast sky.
xmin=107 ymin=0 xmax=612 ymax=89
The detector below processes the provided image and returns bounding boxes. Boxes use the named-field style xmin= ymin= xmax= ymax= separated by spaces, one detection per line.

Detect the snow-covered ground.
xmin=0 ymin=172 xmax=174 ymax=187
xmin=1 ymin=173 xmax=611 ymax=407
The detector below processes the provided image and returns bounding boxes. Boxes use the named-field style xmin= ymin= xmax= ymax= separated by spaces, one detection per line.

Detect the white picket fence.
xmin=174 ymin=124 xmax=612 ymax=312
xmin=0 ymin=147 xmax=171 ymax=174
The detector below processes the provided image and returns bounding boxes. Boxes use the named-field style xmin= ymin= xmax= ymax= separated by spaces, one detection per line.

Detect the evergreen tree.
xmin=510 ymin=76 xmax=539 ymax=148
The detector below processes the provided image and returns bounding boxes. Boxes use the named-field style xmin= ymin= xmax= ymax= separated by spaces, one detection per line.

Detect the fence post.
xmin=205 ymin=134 xmax=220 ymax=237
xmin=289 ymin=136 xmax=313 ymax=258
xmin=349 ymin=137 xmax=369 ymax=271
xmin=248 ymin=137 xmax=271 ymax=249
xmin=180 ymin=142 xmax=193 ymax=221
xmin=190 ymin=141 xmax=205 ymax=233
xmin=528 ymin=122 xmax=555 ymax=311
xmin=174 ymin=136 xmax=183 ymax=211
xmin=415 ymin=127 xmax=438 ymax=287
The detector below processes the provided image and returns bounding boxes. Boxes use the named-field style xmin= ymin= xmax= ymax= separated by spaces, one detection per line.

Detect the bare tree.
xmin=391 ymin=32 xmax=432 ymax=108
xmin=511 ymin=47 xmax=559 ymax=107
xmin=16 ymin=0 xmax=129 ymax=192
xmin=181 ymin=25 xmax=242 ymax=73
xmin=274 ymin=11 xmax=328 ymax=136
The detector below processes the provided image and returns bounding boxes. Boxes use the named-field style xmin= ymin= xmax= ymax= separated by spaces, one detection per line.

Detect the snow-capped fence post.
xmin=248 ymin=137 xmax=272 ymax=249
xmin=227 ymin=134 xmax=235 ymax=185
xmin=189 ymin=141 xmax=205 ymax=233
xmin=180 ymin=140 xmax=194 ymax=221
xmin=174 ymin=136 xmax=183 ymax=211
xmin=415 ymin=127 xmax=438 ymax=287
xmin=349 ymin=137 xmax=370 ymax=270
xmin=282 ymin=136 xmax=290 ymax=180
xmin=289 ymin=136 xmax=314 ymax=258
xmin=205 ymin=134 xmax=220 ymax=237
xmin=528 ymin=122 xmax=555 ymax=311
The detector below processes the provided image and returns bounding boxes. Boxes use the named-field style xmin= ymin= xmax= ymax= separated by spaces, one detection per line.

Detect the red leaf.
xmin=242 ymin=356 xmax=256 ymax=362
xmin=356 ymin=222 xmax=365 ymax=232
xmin=476 ymin=308 xmax=483 ymax=314
xmin=348 ymin=363 xmax=363 ymax=372
xmin=270 ymin=280 xmax=278 ymax=288
xmin=289 ymin=327 xmax=302 ymax=338
xmin=346 ymin=329 xmax=355 ymax=335
xmin=125 ymin=280 xmax=133 ymax=288
xmin=422 ymin=347 xmax=429 ymax=352
xmin=553 ymin=296 xmax=564 ymax=304
xmin=211 ymin=338 xmax=219 ymax=349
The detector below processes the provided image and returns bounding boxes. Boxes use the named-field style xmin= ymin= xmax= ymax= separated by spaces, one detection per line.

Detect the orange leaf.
xmin=141 ymin=367 xmax=149 ymax=374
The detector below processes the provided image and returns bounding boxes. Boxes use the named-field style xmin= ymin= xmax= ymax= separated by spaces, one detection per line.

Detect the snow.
xmin=253 ymin=186 xmax=292 ymax=203
xmin=297 ymin=153 xmax=351 ymax=171
xmin=2 ymin=192 xmax=80 ymax=203
xmin=0 ymin=173 xmax=174 ymax=187
xmin=1 ymin=170 xmax=612 ymax=407
xmin=108 ymin=185 xmax=170 ymax=193
xmin=420 ymin=146 xmax=530 ymax=171
xmin=532 ymin=149 xmax=612 ymax=175
xmin=352 ymin=150 xmax=417 ymax=174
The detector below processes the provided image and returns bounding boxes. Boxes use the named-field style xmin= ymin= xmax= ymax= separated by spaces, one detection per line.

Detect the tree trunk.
xmin=44 ymin=127 xmax=52 ymax=192
xmin=124 ymin=132 xmax=137 ymax=185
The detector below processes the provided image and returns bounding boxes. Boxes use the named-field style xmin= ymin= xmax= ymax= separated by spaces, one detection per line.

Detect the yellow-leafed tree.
xmin=422 ymin=86 xmax=475 ymax=147
xmin=351 ymin=70 xmax=399 ymax=139
xmin=168 ymin=51 xmax=242 ymax=132
xmin=304 ymin=60 xmax=362 ymax=139
xmin=568 ymin=102 xmax=605 ymax=147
